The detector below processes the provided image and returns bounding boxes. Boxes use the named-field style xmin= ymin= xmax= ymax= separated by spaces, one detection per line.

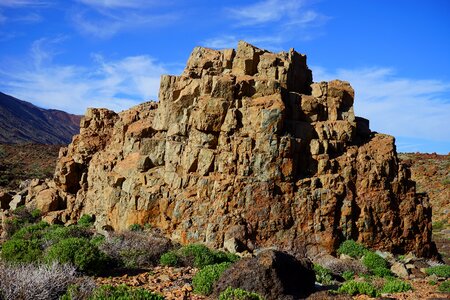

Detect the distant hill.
xmin=0 ymin=92 xmax=82 ymax=144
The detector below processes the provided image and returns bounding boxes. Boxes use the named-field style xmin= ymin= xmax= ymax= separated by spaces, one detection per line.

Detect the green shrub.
xmin=372 ymin=267 xmax=394 ymax=278
xmin=30 ymin=209 xmax=41 ymax=219
xmin=11 ymin=221 xmax=49 ymax=240
xmin=314 ymin=264 xmax=333 ymax=285
xmin=89 ymin=284 xmax=164 ymax=300
xmin=160 ymin=244 xmax=238 ymax=269
xmin=180 ymin=244 xmax=217 ymax=268
xmin=337 ymin=280 xmax=377 ymax=297
xmin=0 ymin=238 xmax=43 ymax=263
xmin=42 ymin=224 xmax=91 ymax=245
xmin=219 ymin=287 xmax=264 ymax=300
xmin=44 ymin=237 xmax=108 ymax=274
xmin=380 ymin=279 xmax=412 ymax=293
xmin=342 ymin=270 xmax=354 ymax=281
xmin=439 ymin=280 xmax=450 ymax=293
xmin=337 ymin=240 xmax=368 ymax=258
xmin=192 ymin=262 xmax=231 ymax=295
xmin=160 ymin=251 xmax=179 ymax=267
xmin=362 ymin=252 xmax=388 ymax=271
xmin=129 ymin=223 xmax=143 ymax=231
xmin=4 ymin=206 xmax=42 ymax=236
xmin=90 ymin=235 xmax=105 ymax=246
xmin=426 ymin=265 xmax=450 ymax=278
xmin=78 ymin=214 xmax=95 ymax=227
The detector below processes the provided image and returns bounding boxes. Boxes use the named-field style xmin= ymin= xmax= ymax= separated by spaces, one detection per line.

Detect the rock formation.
xmin=23 ymin=41 xmax=436 ymax=257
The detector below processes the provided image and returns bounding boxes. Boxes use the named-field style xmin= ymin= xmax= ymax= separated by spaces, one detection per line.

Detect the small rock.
xmin=391 ymin=262 xmax=409 ymax=279
xmin=9 ymin=194 xmax=24 ymax=210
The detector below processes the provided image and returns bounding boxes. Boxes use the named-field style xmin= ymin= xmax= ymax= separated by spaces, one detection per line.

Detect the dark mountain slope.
xmin=0 ymin=92 xmax=81 ymax=144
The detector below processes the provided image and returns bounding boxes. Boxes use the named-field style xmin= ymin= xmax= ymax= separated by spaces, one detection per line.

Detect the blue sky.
xmin=0 ymin=0 xmax=449 ymax=153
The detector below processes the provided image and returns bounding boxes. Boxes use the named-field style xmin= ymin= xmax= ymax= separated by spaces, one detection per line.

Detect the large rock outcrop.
xmin=25 ymin=41 xmax=436 ymax=257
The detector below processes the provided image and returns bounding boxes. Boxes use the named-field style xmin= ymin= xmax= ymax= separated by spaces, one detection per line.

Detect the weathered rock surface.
xmin=26 ymin=41 xmax=436 ymax=257
xmin=213 ymin=250 xmax=315 ymax=300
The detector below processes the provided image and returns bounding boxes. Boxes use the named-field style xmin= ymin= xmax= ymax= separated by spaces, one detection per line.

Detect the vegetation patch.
xmin=0 ymin=262 xmax=82 ymax=300
xmin=438 ymin=280 xmax=450 ymax=293
xmin=192 ymin=262 xmax=231 ymax=295
xmin=100 ymin=230 xmax=172 ymax=269
xmin=425 ymin=265 xmax=450 ymax=278
xmin=313 ymin=264 xmax=334 ymax=285
xmin=337 ymin=280 xmax=377 ymax=297
xmin=342 ymin=270 xmax=354 ymax=281
xmin=45 ymin=237 xmax=109 ymax=274
xmin=380 ymin=278 xmax=412 ymax=293
xmin=159 ymin=244 xmax=238 ymax=269
xmin=88 ymin=284 xmax=164 ymax=300
xmin=337 ymin=240 xmax=368 ymax=258
xmin=219 ymin=287 xmax=264 ymax=300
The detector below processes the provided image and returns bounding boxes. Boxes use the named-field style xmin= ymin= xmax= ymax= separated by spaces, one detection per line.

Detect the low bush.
xmin=100 ymin=231 xmax=172 ymax=269
xmin=10 ymin=221 xmax=49 ymax=240
xmin=42 ymin=224 xmax=91 ymax=246
xmin=3 ymin=206 xmax=42 ymax=237
xmin=425 ymin=265 xmax=450 ymax=278
xmin=337 ymin=280 xmax=377 ymax=297
xmin=192 ymin=262 xmax=231 ymax=295
xmin=88 ymin=284 xmax=164 ymax=300
xmin=380 ymin=279 xmax=412 ymax=293
xmin=129 ymin=223 xmax=143 ymax=231
xmin=362 ymin=252 xmax=388 ymax=271
xmin=160 ymin=244 xmax=238 ymax=269
xmin=0 ymin=238 xmax=43 ymax=264
xmin=44 ymin=237 xmax=108 ymax=274
xmin=77 ymin=214 xmax=95 ymax=227
xmin=320 ymin=257 xmax=368 ymax=276
xmin=160 ymin=251 xmax=179 ymax=267
xmin=337 ymin=240 xmax=368 ymax=258
xmin=59 ymin=278 xmax=97 ymax=300
xmin=0 ymin=262 xmax=79 ymax=300
xmin=313 ymin=264 xmax=334 ymax=285
xmin=372 ymin=267 xmax=393 ymax=278
xmin=342 ymin=270 xmax=354 ymax=281
xmin=438 ymin=280 xmax=450 ymax=293
xmin=218 ymin=287 xmax=264 ymax=300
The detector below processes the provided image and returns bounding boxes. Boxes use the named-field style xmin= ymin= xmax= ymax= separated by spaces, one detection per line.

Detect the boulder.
xmin=213 ymin=250 xmax=315 ymax=300
xmin=36 ymin=189 xmax=62 ymax=213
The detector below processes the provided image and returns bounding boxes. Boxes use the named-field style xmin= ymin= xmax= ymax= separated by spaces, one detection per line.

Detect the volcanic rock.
xmin=26 ymin=41 xmax=436 ymax=257
xmin=213 ymin=250 xmax=315 ymax=300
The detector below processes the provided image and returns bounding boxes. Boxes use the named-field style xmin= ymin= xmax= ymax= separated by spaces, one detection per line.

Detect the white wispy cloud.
xmin=76 ymin=0 xmax=160 ymax=9
xmin=204 ymin=0 xmax=328 ymax=51
xmin=72 ymin=0 xmax=178 ymax=38
xmin=0 ymin=0 xmax=51 ymax=7
xmin=227 ymin=0 xmax=327 ymax=28
xmin=0 ymin=10 xmax=6 ymax=22
xmin=313 ymin=66 xmax=450 ymax=143
xmin=227 ymin=0 xmax=301 ymax=26
xmin=72 ymin=9 xmax=177 ymax=39
xmin=0 ymin=38 xmax=167 ymax=114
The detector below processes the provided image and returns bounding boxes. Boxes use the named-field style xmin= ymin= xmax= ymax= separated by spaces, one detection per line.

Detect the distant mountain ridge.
xmin=0 ymin=92 xmax=82 ymax=144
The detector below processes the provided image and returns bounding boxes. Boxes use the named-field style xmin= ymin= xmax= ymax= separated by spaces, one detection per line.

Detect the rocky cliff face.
xmin=24 ymin=41 xmax=436 ymax=257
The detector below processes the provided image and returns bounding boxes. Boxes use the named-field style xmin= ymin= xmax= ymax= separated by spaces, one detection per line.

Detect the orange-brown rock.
xmin=26 ymin=41 xmax=436 ymax=257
